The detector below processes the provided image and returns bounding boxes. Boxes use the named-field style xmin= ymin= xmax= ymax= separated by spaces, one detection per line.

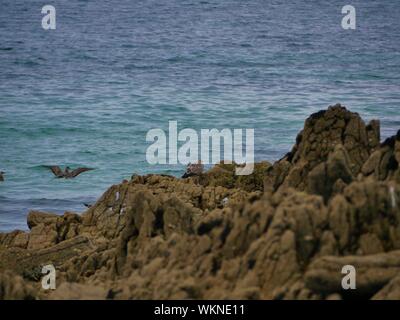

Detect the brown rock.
xmin=50 ymin=282 xmax=108 ymax=300
xmin=265 ymin=104 xmax=380 ymax=194
xmin=307 ymin=144 xmax=353 ymax=201
xmin=0 ymin=271 xmax=36 ymax=300
xmin=27 ymin=211 xmax=58 ymax=229
xmin=305 ymin=251 xmax=400 ymax=298
xmin=0 ymin=105 xmax=398 ymax=300
xmin=372 ymin=276 xmax=400 ymax=300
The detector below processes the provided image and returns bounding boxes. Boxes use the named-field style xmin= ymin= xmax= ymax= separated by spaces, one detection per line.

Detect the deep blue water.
xmin=1 ymin=0 xmax=400 ymax=231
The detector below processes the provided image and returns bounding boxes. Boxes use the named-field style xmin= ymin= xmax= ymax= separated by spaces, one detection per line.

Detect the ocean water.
xmin=1 ymin=0 xmax=400 ymax=231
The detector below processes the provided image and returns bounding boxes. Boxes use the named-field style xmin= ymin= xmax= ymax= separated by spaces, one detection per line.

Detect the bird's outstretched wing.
xmin=44 ymin=165 xmax=63 ymax=177
xmin=69 ymin=167 xmax=94 ymax=178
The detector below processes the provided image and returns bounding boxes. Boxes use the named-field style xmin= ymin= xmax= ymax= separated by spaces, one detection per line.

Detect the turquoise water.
xmin=1 ymin=0 xmax=400 ymax=231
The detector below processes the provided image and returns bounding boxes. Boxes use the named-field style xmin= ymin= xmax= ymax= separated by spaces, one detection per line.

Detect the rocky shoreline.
xmin=1 ymin=104 xmax=400 ymax=300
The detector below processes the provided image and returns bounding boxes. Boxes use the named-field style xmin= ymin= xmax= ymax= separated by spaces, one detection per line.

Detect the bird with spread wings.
xmin=44 ymin=166 xmax=94 ymax=179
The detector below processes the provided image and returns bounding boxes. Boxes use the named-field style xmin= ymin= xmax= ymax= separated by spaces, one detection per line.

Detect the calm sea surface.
xmin=1 ymin=0 xmax=400 ymax=231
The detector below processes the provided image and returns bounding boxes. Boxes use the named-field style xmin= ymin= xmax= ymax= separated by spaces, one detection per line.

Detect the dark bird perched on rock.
xmin=44 ymin=166 xmax=94 ymax=179
xmin=182 ymin=161 xmax=204 ymax=178
xmin=0 ymin=171 xmax=4 ymax=182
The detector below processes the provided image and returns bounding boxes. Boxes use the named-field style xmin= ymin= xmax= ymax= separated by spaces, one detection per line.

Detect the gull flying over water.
xmin=44 ymin=166 xmax=94 ymax=179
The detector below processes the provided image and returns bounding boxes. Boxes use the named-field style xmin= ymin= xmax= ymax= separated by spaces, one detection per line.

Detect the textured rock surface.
xmin=305 ymin=251 xmax=400 ymax=299
xmin=265 ymin=104 xmax=380 ymax=193
xmin=0 ymin=271 xmax=37 ymax=300
xmin=1 ymin=104 xmax=400 ymax=300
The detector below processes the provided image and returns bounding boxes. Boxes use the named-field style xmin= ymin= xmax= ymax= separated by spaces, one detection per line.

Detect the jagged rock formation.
xmin=362 ymin=130 xmax=400 ymax=181
xmin=265 ymin=104 xmax=381 ymax=194
xmin=0 ymin=104 xmax=400 ymax=300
